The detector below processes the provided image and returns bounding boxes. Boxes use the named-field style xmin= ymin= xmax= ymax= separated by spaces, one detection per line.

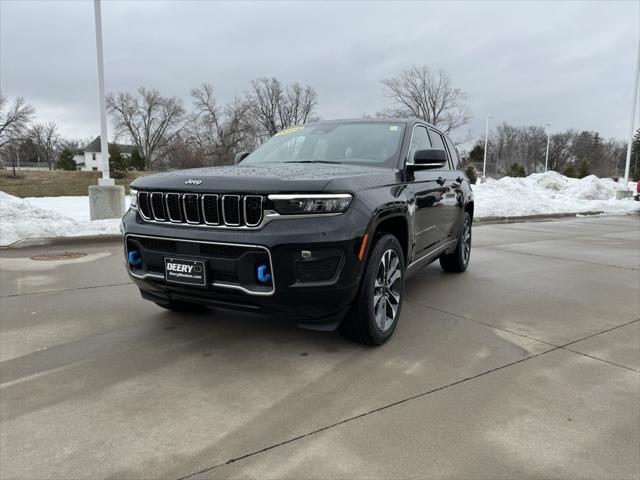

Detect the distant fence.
xmin=1 ymin=161 xmax=51 ymax=171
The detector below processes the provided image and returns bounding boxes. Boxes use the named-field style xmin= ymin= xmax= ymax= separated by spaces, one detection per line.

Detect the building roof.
xmin=83 ymin=136 xmax=136 ymax=154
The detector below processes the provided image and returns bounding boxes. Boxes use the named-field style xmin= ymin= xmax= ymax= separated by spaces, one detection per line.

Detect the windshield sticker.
xmin=275 ymin=126 xmax=305 ymax=136
xmin=390 ymin=126 xmax=399 ymax=131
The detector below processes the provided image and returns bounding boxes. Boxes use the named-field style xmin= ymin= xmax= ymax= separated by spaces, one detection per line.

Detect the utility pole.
xmin=544 ymin=123 xmax=551 ymax=172
xmin=482 ymin=115 xmax=494 ymax=180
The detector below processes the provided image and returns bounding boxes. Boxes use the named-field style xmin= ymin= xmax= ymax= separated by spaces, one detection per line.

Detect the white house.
xmin=74 ymin=136 xmax=135 ymax=171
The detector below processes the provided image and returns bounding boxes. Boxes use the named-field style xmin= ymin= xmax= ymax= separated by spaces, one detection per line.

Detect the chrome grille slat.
xmin=137 ymin=192 xmax=151 ymax=219
xmin=165 ymin=193 xmax=182 ymax=223
xmin=182 ymin=194 xmax=201 ymax=224
xmin=201 ymin=194 xmax=220 ymax=225
xmin=150 ymin=192 xmax=166 ymax=221
xmin=136 ymin=191 xmax=263 ymax=228
xmin=222 ymin=195 xmax=241 ymax=226
xmin=244 ymin=195 xmax=263 ymax=227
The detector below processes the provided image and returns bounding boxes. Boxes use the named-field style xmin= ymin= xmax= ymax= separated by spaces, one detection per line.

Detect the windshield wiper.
xmin=284 ymin=160 xmax=342 ymax=164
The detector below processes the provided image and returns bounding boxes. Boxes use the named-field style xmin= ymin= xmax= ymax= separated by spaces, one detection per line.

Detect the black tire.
xmin=155 ymin=300 xmax=207 ymax=313
xmin=440 ymin=211 xmax=472 ymax=273
xmin=340 ymin=233 xmax=405 ymax=346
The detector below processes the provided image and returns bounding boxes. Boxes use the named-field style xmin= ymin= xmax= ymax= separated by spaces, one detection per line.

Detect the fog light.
xmin=257 ymin=264 xmax=271 ymax=283
xmin=128 ymin=250 xmax=143 ymax=268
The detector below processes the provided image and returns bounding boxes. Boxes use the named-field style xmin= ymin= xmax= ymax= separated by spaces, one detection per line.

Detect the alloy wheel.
xmin=373 ymin=249 xmax=402 ymax=332
xmin=462 ymin=217 xmax=472 ymax=264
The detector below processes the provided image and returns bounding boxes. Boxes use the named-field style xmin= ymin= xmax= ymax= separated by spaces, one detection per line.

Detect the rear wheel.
xmin=155 ymin=300 xmax=207 ymax=313
xmin=440 ymin=211 xmax=472 ymax=273
xmin=340 ymin=233 xmax=405 ymax=346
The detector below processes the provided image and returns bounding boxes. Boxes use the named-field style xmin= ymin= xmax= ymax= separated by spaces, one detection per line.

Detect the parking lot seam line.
xmin=482 ymin=246 xmax=640 ymax=271
xmin=174 ymin=347 xmax=562 ymax=480
xmin=409 ymin=300 xmax=640 ymax=373
xmin=0 ymin=281 xmax=132 ymax=299
xmin=561 ymin=347 xmax=639 ymax=373
xmin=405 ymin=299 xmax=558 ymax=348
xmin=558 ymin=318 xmax=640 ymax=349
xmin=177 ymin=318 xmax=640 ymax=479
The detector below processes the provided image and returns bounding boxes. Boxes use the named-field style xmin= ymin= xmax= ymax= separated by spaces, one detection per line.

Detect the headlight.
xmin=268 ymin=194 xmax=352 ymax=215
xmin=130 ymin=188 xmax=138 ymax=209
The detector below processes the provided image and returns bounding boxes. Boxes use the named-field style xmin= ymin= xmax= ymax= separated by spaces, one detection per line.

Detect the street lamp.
xmin=544 ymin=123 xmax=551 ymax=172
xmin=93 ymin=0 xmax=111 ymax=185
xmin=482 ymin=115 xmax=495 ymax=179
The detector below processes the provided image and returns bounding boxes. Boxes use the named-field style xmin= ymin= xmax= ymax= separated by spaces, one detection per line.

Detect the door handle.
xmin=436 ymin=176 xmax=446 ymax=186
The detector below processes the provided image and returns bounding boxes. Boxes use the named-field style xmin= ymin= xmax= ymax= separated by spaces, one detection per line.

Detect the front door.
xmin=407 ymin=125 xmax=448 ymax=258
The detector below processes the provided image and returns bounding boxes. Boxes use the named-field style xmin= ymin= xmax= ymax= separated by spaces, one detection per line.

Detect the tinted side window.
xmin=407 ymin=126 xmax=431 ymax=164
xmin=428 ymin=129 xmax=451 ymax=170
xmin=445 ymin=136 xmax=461 ymax=170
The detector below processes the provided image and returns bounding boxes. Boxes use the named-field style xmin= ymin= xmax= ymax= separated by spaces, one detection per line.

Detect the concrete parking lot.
xmin=1 ymin=215 xmax=638 ymax=479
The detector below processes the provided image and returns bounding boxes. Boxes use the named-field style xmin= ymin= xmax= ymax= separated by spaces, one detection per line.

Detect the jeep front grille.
xmin=137 ymin=191 xmax=264 ymax=228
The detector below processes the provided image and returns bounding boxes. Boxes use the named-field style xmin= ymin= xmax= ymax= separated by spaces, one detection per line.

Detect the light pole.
xmin=482 ymin=115 xmax=494 ymax=179
xmin=89 ymin=0 xmax=124 ymax=220
xmin=93 ymin=0 xmax=112 ymax=186
xmin=544 ymin=123 xmax=551 ymax=172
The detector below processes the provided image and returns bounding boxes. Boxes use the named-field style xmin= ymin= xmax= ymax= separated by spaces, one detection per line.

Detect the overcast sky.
xmin=1 ymin=0 xmax=638 ymax=147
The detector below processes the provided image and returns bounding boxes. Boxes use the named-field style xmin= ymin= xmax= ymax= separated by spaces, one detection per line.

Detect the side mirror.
xmin=234 ymin=151 xmax=251 ymax=164
xmin=409 ymin=149 xmax=447 ymax=170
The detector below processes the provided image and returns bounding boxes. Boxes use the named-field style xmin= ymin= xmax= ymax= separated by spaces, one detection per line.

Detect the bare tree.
xmin=0 ymin=93 xmax=36 ymax=148
xmin=29 ymin=121 xmax=60 ymax=170
xmin=189 ymin=84 xmax=258 ymax=166
xmin=379 ymin=66 xmax=471 ymax=135
xmin=547 ymin=130 xmax=575 ymax=172
xmin=246 ymin=77 xmax=318 ymax=136
xmin=106 ymin=87 xmax=186 ymax=168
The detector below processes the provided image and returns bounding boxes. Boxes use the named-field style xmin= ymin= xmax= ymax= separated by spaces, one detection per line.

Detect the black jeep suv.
xmin=123 ymin=118 xmax=474 ymax=345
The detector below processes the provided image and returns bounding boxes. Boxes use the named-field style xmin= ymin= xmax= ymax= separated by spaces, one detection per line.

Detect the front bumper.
xmin=122 ymin=206 xmax=369 ymax=322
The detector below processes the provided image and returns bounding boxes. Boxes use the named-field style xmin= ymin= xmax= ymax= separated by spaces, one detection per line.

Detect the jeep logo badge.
xmin=185 ymin=179 xmax=202 ymax=186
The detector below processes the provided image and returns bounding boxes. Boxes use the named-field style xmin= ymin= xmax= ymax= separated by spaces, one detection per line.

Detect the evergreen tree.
xmin=108 ymin=143 xmax=127 ymax=175
xmin=464 ymin=164 xmax=477 ymax=184
xmin=128 ymin=147 xmax=146 ymax=171
xmin=577 ymin=159 xmax=591 ymax=178
xmin=468 ymin=143 xmax=484 ymax=164
xmin=506 ymin=163 xmax=526 ymax=177
xmin=631 ymin=128 xmax=640 ymax=181
xmin=56 ymin=148 xmax=77 ymax=170
xmin=563 ymin=164 xmax=577 ymax=178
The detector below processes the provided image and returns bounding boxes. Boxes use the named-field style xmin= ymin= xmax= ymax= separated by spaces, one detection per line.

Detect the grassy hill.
xmin=0 ymin=170 xmax=151 ymax=197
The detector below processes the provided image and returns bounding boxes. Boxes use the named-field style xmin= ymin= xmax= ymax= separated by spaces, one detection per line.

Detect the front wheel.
xmin=340 ymin=233 xmax=405 ymax=346
xmin=440 ymin=211 xmax=472 ymax=273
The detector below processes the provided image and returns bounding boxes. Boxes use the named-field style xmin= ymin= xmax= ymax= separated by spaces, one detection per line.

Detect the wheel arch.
xmin=464 ymin=200 xmax=474 ymax=221
xmin=368 ymin=212 xmax=410 ymax=264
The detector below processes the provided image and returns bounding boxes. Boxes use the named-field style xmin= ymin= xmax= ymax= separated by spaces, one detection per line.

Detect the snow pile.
xmin=0 ymin=172 xmax=637 ymax=246
xmin=474 ymin=172 xmax=639 ymax=218
xmin=0 ymin=192 xmax=122 ymax=247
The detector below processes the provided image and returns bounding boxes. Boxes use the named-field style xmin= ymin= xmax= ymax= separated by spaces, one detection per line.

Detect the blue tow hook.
xmin=128 ymin=250 xmax=143 ymax=268
xmin=257 ymin=264 xmax=271 ymax=283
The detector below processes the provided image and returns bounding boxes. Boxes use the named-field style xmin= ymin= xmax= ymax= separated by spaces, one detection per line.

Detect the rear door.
xmin=407 ymin=125 xmax=447 ymax=257
xmin=428 ymin=129 xmax=464 ymax=239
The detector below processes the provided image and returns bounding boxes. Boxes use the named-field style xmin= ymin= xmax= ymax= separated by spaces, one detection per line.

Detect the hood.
xmin=131 ymin=163 xmax=395 ymax=192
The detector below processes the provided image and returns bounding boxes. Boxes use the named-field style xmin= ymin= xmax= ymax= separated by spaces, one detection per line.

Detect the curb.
xmin=1 ymin=234 xmax=123 ymax=250
xmin=474 ymin=211 xmax=606 ymax=225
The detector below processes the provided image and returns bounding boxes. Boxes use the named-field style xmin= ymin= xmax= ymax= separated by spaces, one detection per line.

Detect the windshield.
xmin=242 ymin=122 xmax=405 ymax=168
